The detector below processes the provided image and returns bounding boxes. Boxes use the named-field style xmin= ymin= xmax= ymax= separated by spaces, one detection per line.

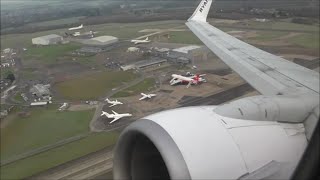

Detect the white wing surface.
xmin=186 ymin=0 xmax=319 ymax=96
xmin=112 ymin=110 xmax=119 ymax=115
xmin=110 ymin=117 xmax=120 ymax=124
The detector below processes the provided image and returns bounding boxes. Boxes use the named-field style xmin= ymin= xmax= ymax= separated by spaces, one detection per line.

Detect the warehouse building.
xmin=121 ymin=58 xmax=167 ymax=71
xmin=82 ymin=36 xmax=118 ymax=46
xmin=30 ymin=84 xmax=51 ymax=98
xmin=32 ymin=34 xmax=63 ymax=45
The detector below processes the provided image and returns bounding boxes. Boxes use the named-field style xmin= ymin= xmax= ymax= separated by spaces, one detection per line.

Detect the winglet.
xmin=188 ymin=0 xmax=213 ymax=22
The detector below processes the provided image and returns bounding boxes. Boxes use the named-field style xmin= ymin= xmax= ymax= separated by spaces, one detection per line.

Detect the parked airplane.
xmin=170 ymin=73 xmax=206 ymax=87
xmin=68 ymin=24 xmax=83 ymax=31
xmin=105 ymin=98 xmax=123 ymax=107
xmin=72 ymin=32 xmax=81 ymax=37
xmin=113 ymin=0 xmax=319 ymax=179
xmin=131 ymin=37 xmax=150 ymax=45
xmin=58 ymin=103 xmax=68 ymax=111
xmin=100 ymin=110 xmax=132 ymax=124
xmin=139 ymin=93 xmax=157 ymax=100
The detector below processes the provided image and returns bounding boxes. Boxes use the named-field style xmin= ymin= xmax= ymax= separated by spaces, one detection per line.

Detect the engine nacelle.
xmin=113 ymin=106 xmax=308 ymax=180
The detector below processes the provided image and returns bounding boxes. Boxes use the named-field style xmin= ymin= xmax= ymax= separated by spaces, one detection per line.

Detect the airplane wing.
xmin=170 ymin=79 xmax=182 ymax=85
xmin=186 ymin=0 xmax=319 ymax=96
xmin=110 ymin=117 xmax=121 ymax=124
xmin=112 ymin=110 xmax=119 ymax=115
xmin=139 ymin=96 xmax=147 ymax=101
xmin=109 ymin=104 xmax=116 ymax=107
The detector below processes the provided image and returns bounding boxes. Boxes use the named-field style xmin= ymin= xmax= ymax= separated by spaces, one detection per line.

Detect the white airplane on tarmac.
xmin=105 ymin=98 xmax=123 ymax=107
xmin=101 ymin=110 xmax=132 ymax=124
xmin=139 ymin=93 xmax=157 ymax=100
xmin=72 ymin=32 xmax=81 ymax=37
xmin=68 ymin=24 xmax=83 ymax=31
xmin=113 ymin=0 xmax=319 ymax=179
xmin=131 ymin=37 xmax=150 ymax=45
xmin=170 ymin=73 xmax=206 ymax=88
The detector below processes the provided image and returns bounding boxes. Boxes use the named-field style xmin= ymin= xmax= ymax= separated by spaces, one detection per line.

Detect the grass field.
xmin=0 ymin=131 xmax=119 ymax=180
xmin=240 ymin=20 xmax=319 ymax=32
xmin=24 ymin=43 xmax=81 ymax=63
xmin=249 ymin=31 xmax=287 ymax=41
xmin=1 ymin=20 xmax=183 ymax=50
xmin=166 ymin=31 xmax=203 ymax=45
xmin=92 ymin=20 xmax=184 ymax=39
xmin=113 ymin=78 xmax=156 ymax=98
xmin=26 ymin=16 xmax=84 ymax=27
xmin=0 ymin=68 xmax=13 ymax=79
xmin=13 ymin=93 xmax=24 ymax=103
xmin=55 ymin=71 xmax=138 ymax=100
xmin=0 ymin=105 xmax=95 ymax=161
xmin=287 ymin=33 xmax=320 ymax=49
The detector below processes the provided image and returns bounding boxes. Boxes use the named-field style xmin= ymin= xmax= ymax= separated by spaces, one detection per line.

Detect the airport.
xmin=0 ymin=0 xmax=319 ymax=179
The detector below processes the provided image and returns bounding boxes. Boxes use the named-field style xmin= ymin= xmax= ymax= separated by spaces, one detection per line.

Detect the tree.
xmin=6 ymin=73 xmax=15 ymax=82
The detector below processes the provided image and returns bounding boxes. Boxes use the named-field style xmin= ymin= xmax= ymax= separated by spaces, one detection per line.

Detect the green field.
xmin=0 ymin=68 xmax=13 ymax=79
xmin=113 ymin=78 xmax=156 ymax=98
xmin=13 ymin=93 xmax=24 ymax=103
xmin=26 ymin=16 xmax=84 ymax=27
xmin=1 ymin=20 xmax=183 ymax=50
xmin=55 ymin=71 xmax=138 ymax=100
xmin=249 ymin=31 xmax=287 ymax=41
xmin=166 ymin=31 xmax=203 ymax=45
xmin=24 ymin=43 xmax=81 ymax=63
xmin=1 ymin=105 xmax=95 ymax=161
xmin=92 ymin=20 xmax=184 ymax=39
xmin=287 ymin=33 xmax=320 ymax=49
xmin=0 ymin=131 xmax=119 ymax=180
xmin=238 ymin=20 xmax=319 ymax=32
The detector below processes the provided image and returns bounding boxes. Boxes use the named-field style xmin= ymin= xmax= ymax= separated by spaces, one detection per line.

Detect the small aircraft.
xmin=72 ymin=32 xmax=81 ymax=37
xmin=68 ymin=24 xmax=83 ymax=31
xmin=58 ymin=103 xmax=68 ymax=111
xmin=105 ymin=98 xmax=123 ymax=107
xmin=170 ymin=73 xmax=206 ymax=88
xmin=131 ymin=37 xmax=150 ymax=45
xmin=139 ymin=93 xmax=157 ymax=101
xmin=100 ymin=110 xmax=132 ymax=124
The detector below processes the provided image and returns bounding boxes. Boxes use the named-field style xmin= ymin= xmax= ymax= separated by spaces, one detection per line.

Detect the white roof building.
xmin=32 ymin=34 xmax=63 ymax=45
xmin=30 ymin=102 xmax=48 ymax=106
xmin=82 ymin=36 xmax=118 ymax=46
xmin=172 ymin=45 xmax=201 ymax=54
xmin=127 ymin=47 xmax=140 ymax=52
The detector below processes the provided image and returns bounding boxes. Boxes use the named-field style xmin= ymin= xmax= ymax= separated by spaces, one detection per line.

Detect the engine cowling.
xmin=113 ymin=106 xmax=308 ymax=180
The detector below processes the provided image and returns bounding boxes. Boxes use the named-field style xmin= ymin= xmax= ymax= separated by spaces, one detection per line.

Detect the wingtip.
xmin=188 ymin=0 xmax=213 ymax=22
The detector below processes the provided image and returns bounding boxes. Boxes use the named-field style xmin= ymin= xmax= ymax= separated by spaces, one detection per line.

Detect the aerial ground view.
xmin=0 ymin=0 xmax=319 ymax=179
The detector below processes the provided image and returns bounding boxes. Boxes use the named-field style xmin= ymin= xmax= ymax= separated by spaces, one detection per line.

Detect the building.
xmin=121 ymin=58 xmax=167 ymax=71
xmin=172 ymin=45 xmax=201 ymax=54
xmin=127 ymin=47 xmax=140 ymax=53
xmin=30 ymin=84 xmax=51 ymax=98
xmin=30 ymin=102 xmax=48 ymax=106
xmin=82 ymin=36 xmax=118 ymax=46
xmin=32 ymin=34 xmax=63 ymax=45
xmin=2 ymin=48 xmax=12 ymax=54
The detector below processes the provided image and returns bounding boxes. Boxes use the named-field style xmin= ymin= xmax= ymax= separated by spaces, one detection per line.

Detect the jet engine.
xmin=113 ymin=96 xmax=317 ymax=180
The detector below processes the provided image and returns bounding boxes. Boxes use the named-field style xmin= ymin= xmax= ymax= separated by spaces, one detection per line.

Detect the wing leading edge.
xmin=186 ymin=0 xmax=319 ymax=96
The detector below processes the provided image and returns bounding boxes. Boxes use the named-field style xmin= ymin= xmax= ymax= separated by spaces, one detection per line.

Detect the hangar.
xmin=82 ymin=36 xmax=119 ymax=46
xmin=32 ymin=34 xmax=63 ymax=45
